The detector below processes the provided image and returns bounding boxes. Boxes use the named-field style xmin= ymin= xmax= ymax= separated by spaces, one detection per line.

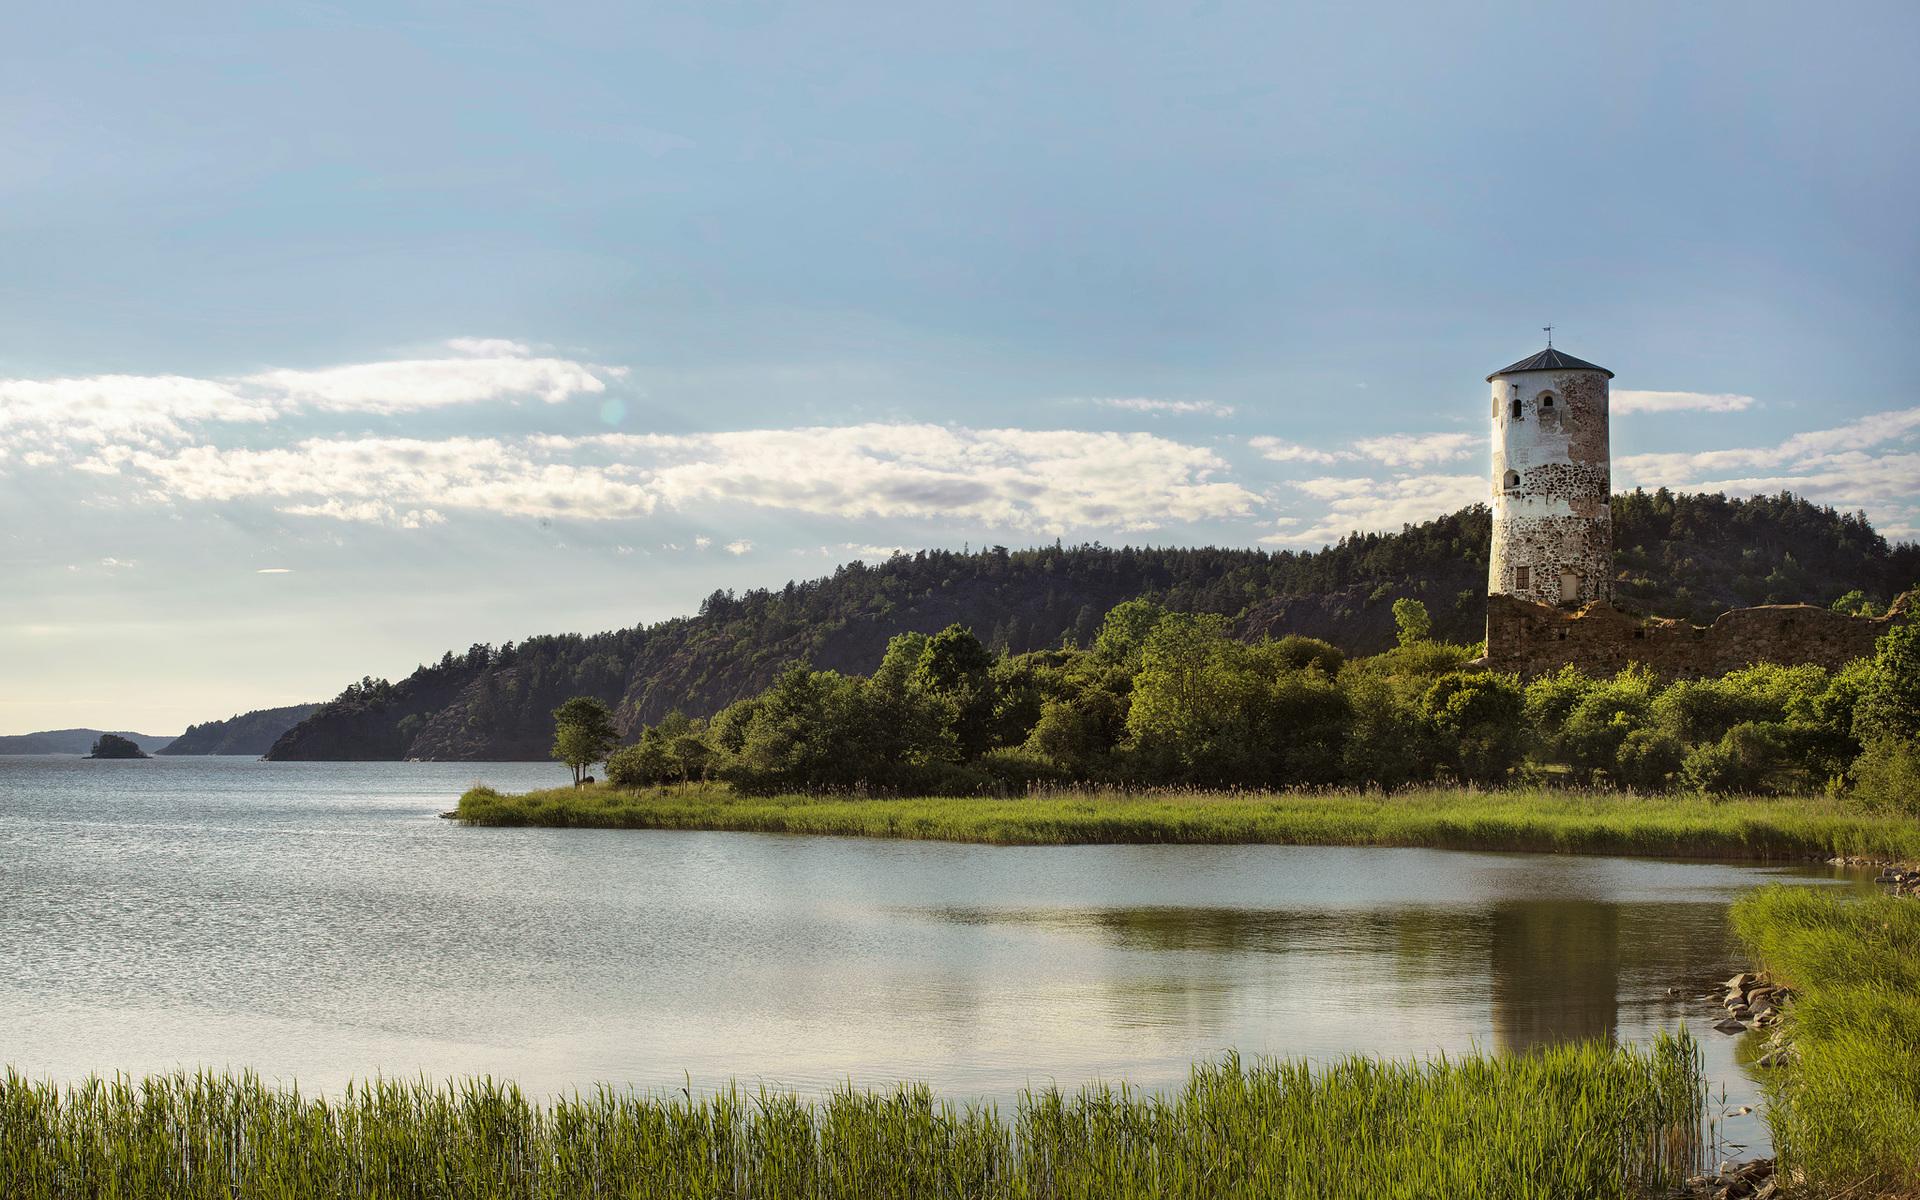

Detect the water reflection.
xmin=1489 ymin=900 xmax=1620 ymax=1051
xmin=915 ymin=894 xmax=1750 ymax=1057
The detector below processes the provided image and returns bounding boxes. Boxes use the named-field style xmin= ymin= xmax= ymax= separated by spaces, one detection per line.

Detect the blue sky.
xmin=4 ymin=1 xmax=1917 ymax=733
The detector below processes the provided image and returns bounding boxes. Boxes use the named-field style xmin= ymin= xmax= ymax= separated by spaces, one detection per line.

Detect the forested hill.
xmin=265 ymin=490 xmax=1919 ymax=762
xmin=0 ymin=729 xmax=175 ymax=755
xmin=157 ymin=703 xmax=322 ymax=756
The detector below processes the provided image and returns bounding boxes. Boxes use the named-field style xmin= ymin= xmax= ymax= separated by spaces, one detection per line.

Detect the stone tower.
xmin=1486 ymin=346 xmax=1613 ymax=608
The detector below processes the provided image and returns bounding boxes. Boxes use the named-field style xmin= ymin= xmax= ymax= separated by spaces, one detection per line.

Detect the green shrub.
xmin=1266 ymin=635 xmax=1345 ymax=676
xmin=606 ymin=740 xmax=672 ymax=787
xmin=1850 ymin=738 xmax=1920 ymax=814
xmin=1681 ymin=721 xmax=1793 ymax=794
xmin=1614 ymin=728 xmax=1685 ymax=791
xmin=1422 ymin=671 xmax=1525 ymax=784
xmin=975 ymin=747 xmax=1068 ymax=793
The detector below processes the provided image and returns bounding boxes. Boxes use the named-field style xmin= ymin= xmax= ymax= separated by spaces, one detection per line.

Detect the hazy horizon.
xmin=5 ymin=2 xmax=1917 ymax=732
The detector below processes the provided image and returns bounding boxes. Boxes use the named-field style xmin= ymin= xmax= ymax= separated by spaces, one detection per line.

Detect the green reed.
xmin=1732 ymin=886 xmax=1920 ymax=1195
xmin=2 ymin=1038 xmax=1704 ymax=1199
xmin=458 ymin=781 xmax=1920 ymax=861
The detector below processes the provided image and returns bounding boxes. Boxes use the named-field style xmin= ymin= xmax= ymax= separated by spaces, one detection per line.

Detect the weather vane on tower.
xmin=1542 ymin=324 xmax=1553 ymax=347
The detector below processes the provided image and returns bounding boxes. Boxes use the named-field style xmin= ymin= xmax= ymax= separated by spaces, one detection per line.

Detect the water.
xmin=0 ymin=755 xmax=1866 ymax=1154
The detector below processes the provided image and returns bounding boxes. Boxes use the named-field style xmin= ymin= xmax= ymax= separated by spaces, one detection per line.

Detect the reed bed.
xmin=457 ymin=782 xmax=1920 ymax=861
xmin=1732 ymin=886 xmax=1920 ymax=1196
xmin=0 ymin=1040 xmax=1705 ymax=1199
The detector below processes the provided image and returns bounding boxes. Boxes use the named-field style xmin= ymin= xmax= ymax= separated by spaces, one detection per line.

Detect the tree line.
xmin=549 ymin=595 xmax=1919 ymax=811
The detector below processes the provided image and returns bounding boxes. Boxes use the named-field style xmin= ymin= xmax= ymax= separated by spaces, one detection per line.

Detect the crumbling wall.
xmin=1484 ymin=593 xmax=1910 ymax=679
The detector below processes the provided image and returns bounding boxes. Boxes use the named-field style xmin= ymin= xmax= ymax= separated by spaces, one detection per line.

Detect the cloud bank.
xmin=0 ymin=339 xmax=616 ymax=460
xmin=92 ymin=425 xmax=1257 ymax=535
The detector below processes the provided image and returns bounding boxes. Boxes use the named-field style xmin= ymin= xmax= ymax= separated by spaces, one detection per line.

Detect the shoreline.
xmin=455 ymin=782 xmax=1920 ymax=862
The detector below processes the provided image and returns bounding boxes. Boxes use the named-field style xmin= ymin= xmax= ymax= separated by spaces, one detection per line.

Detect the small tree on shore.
xmin=551 ymin=696 xmax=618 ymax=786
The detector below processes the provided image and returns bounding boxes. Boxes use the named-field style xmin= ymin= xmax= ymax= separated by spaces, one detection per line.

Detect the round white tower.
xmin=1486 ymin=346 xmax=1613 ymax=608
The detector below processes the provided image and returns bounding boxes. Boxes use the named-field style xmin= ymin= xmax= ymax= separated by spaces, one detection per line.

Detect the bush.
xmin=1856 ymin=622 xmax=1920 ymax=744
xmin=606 ymin=740 xmax=672 ymax=787
xmin=1266 ymin=635 xmax=1345 ymax=676
xmin=1422 ymin=671 xmax=1525 ymax=784
xmin=1682 ymin=721 xmax=1793 ymax=794
xmin=976 ymin=748 xmax=1068 ymax=793
xmin=1614 ymin=728 xmax=1685 ymax=791
xmin=1850 ymin=738 xmax=1920 ymax=814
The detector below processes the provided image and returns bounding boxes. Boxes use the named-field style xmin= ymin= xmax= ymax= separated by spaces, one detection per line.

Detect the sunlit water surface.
xmin=0 ymin=755 xmax=1870 ymax=1154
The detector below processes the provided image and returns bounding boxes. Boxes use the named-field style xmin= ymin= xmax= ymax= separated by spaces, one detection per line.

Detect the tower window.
xmin=1509 ymin=397 xmax=1523 ymax=420
xmin=1540 ymin=393 xmax=1555 ymax=409
xmin=1502 ymin=470 xmax=1520 ymax=489
xmin=1515 ymin=565 xmax=1531 ymax=591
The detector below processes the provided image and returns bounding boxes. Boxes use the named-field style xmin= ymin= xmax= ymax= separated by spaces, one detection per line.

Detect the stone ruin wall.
xmin=1489 ymin=369 xmax=1613 ymax=606
xmin=1484 ymin=593 xmax=1911 ymax=679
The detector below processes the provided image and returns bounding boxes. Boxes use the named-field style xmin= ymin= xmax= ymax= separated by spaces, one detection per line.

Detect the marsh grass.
xmin=457 ymin=782 xmax=1920 ymax=860
xmin=0 ymin=1040 xmax=1705 ymax=1199
xmin=1732 ymin=886 xmax=1920 ymax=1195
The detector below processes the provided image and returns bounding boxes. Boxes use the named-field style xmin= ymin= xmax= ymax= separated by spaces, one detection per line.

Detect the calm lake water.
xmin=0 ymin=755 xmax=1867 ymax=1152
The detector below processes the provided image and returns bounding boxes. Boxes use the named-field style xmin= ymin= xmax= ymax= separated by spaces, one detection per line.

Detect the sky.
xmin=3 ymin=1 xmax=1917 ymax=734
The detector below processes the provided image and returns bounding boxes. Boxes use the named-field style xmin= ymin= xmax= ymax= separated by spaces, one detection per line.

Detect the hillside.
xmin=266 ymin=490 xmax=1920 ymax=762
xmin=0 ymin=729 xmax=176 ymax=755
xmin=157 ymin=704 xmax=323 ymax=756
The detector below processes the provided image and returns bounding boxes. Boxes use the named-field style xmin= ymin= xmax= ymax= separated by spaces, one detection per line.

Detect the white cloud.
xmin=444 ymin=337 xmax=532 ymax=356
xmin=255 ymin=567 xmax=293 ymax=574
xmin=244 ymin=353 xmax=605 ymax=413
xmin=95 ymin=424 xmax=1257 ymax=535
xmin=1252 ymin=431 xmax=1475 ymax=469
xmin=1349 ymin=432 xmax=1478 ymax=468
xmin=593 ymin=425 xmax=1257 ymax=533
xmin=0 ymin=341 xmax=617 ymax=464
xmin=1094 ymin=397 xmax=1237 ymax=418
xmin=694 ymin=535 xmax=713 ymax=549
xmin=0 ymin=374 xmax=274 ymax=456
xmin=1612 ymin=389 xmax=1755 ymax=414
xmin=98 ymin=556 xmax=137 ymax=570
xmin=1249 ymin=436 xmax=1355 ymax=465
xmin=724 ymin=539 xmax=754 ymax=555
xmin=1617 ymin=407 xmax=1920 ymax=484
xmin=1265 ymin=473 xmax=1485 ymax=546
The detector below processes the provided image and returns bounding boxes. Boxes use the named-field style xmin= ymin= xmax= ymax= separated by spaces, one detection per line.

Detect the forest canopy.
xmin=265 ymin=490 xmax=1920 ymax=763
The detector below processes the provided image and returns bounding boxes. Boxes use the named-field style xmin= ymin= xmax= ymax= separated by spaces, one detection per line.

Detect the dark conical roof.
xmin=1486 ymin=348 xmax=1613 ymax=381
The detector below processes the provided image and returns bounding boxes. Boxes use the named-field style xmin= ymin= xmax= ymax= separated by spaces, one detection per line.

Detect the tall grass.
xmin=0 ymin=1039 xmax=1705 ymax=1199
xmin=457 ymin=782 xmax=1920 ymax=860
xmin=1731 ymin=886 xmax=1920 ymax=1195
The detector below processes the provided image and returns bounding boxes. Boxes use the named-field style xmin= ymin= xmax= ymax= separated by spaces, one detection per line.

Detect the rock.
xmin=1714 ymin=1017 xmax=1749 ymax=1034
xmin=1724 ymin=972 xmax=1755 ymax=991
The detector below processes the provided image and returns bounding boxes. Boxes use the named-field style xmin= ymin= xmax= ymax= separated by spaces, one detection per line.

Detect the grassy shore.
xmin=457 ymin=782 xmax=1920 ymax=860
xmin=1 ymin=1039 xmax=1705 ymax=1199
xmin=1732 ymin=886 xmax=1920 ymax=1196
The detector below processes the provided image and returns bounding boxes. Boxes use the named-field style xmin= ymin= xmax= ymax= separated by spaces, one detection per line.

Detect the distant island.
xmin=0 ymin=728 xmax=175 ymax=755
xmin=87 ymin=733 xmax=149 ymax=759
xmin=264 ymin=491 xmax=1918 ymax=762
xmin=158 ymin=703 xmax=322 ymax=756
